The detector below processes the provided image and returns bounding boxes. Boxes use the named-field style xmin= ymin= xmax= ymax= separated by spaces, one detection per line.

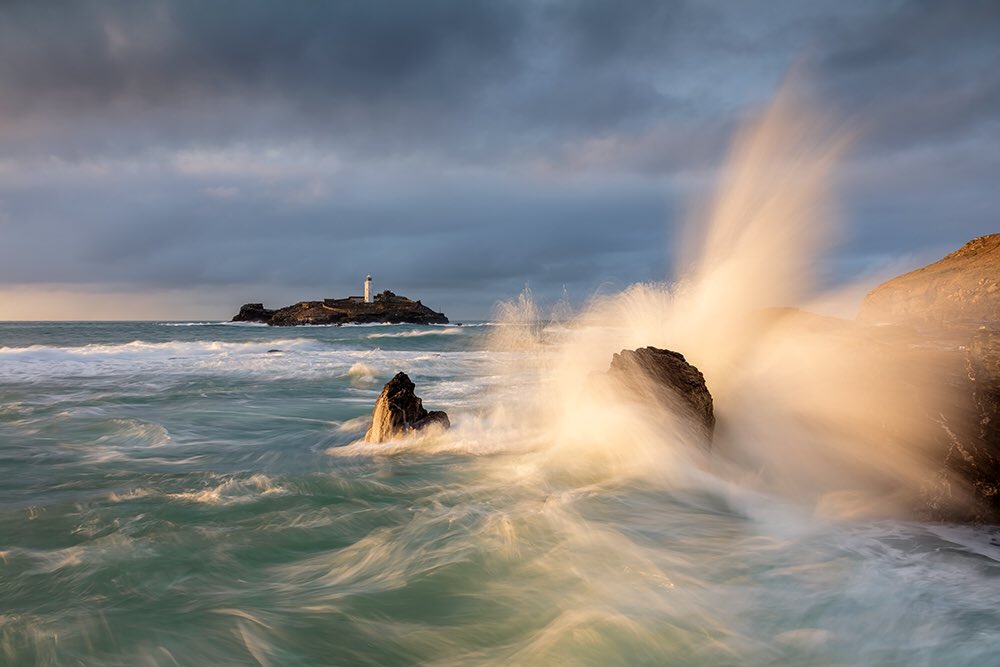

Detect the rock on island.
xmin=232 ymin=290 xmax=448 ymax=326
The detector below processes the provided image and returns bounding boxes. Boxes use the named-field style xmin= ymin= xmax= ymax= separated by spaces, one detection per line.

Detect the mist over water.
xmin=2 ymin=91 xmax=1000 ymax=666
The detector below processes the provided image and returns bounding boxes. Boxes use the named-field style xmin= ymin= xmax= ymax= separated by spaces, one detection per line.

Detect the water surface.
xmin=1 ymin=321 xmax=998 ymax=666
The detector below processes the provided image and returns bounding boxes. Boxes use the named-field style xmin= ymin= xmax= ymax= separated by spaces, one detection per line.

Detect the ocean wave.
xmin=169 ymin=474 xmax=289 ymax=505
xmin=367 ymin=327 xmax=464 ymax=339
xmin=0 ymin=338 xmax=324 ymax=357
xmin=342 ymin=363 xmax=378 ymax=388
xmin=0 ymin=337 xmax=495 ymax=383
xmin=92 ymin=418 xmax=173 ymax=449
xmin=160 ymin=321 xmax=273 ymax=327
xmin=160 ymin=321 xmax=256 ymax=327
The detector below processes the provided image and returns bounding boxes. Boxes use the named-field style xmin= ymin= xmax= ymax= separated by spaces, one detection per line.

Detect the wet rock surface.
xmin=364 ymin=372 xmax=450 ymax=443
xmin=607 ymin=346 xmax=715 ymax=443
xmin=959 ymin=328 xmax=1000 ymax=512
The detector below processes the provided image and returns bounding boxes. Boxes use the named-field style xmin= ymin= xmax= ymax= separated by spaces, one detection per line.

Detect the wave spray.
xmin=489 ymin=83 xmax=960 ymax=520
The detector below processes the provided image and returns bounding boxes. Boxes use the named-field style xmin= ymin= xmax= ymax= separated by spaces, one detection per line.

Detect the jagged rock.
xmin=233 ymin=303 xmax=276 ymax=323
xmin=859 ymin=234 xmax=1000 ymax=327
xmin=364 ymin=372 xmax=450 ymax=443
xmin=232 ymin=293 xmax=447 ymax=326
xmin=607 ymin=346 xmax=715 ymax=442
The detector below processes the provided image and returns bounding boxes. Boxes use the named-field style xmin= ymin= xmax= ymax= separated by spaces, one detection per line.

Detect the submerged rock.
xmin=364 ymin=372 xmax=450 ymax=443
xmin=606 ymin=346 xmax=715 ymax=443
xmin=859 ymin=234 xmax=1000 ymax=327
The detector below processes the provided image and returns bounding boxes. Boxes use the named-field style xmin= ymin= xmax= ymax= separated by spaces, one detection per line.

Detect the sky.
xmin=0 ymin=0 xmax=997 ymax=320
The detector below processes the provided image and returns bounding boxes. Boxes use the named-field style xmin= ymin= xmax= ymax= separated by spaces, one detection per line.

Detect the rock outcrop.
xmin=364 ymin=372 xmax=451 ymax=443
xmin=859 ymin=234 xmax=1000 ymax=327
xmin=850 ymin=234 xmax=1000 ymax=519
xmin=606 ymin=346 xmax=715 ymax=443
xmin=232 ymin=303 xmax=276 ymax=323
xmin=232 ymin=291 xmax=448 ymax=326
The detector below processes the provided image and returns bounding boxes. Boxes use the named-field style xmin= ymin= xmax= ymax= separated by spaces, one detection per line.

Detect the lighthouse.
xmin=364 ymin=274 xmax=373 ymax=303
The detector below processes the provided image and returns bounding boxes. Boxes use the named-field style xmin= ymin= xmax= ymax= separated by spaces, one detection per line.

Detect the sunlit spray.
xmin=489 ymin=83 xmax=965 ymax=518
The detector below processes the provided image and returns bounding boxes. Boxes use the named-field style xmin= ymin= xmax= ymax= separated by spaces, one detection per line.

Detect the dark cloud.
xmin=0 ymin=1 xmax=997 ymax=318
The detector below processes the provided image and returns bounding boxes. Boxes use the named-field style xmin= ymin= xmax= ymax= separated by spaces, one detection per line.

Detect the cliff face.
xmin=859 ymin=234 xmax=1000 ymax=326
xmin=232 ymin=291 xmax=448 ymax=326
xmin=852 ymin=234 xmax=1000 ymax=520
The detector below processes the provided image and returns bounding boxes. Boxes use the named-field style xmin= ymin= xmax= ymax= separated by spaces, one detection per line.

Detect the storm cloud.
xmin=0 ymin=0 xmax=997 ymax=319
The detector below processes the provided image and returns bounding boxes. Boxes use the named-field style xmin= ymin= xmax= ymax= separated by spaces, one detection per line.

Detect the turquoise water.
xmin=1 ymin=321 xmax=999 ymax=666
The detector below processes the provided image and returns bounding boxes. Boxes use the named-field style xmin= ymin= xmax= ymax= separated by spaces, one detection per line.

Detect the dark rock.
xmin=364 ymin=372 xmax=450 ymax=443
xmin=961 ymin=329 xmax=1000 ymax=509
xmin=606 ymin=346 xmax=715 ymax=443
xmin=232 ymin=293 xmax=447 ymax=326
xmin=969 ymin=328 xmax=1000 ymax=445
xmin=232 ymin=303 xmax=276 ymax=323
xmin=412 ymin=410 xmax=451 ymax=432
xmin=266 ymin=349 xmax=282 ymax=354
xmin=859 ymin=234 xmax=1000 ymax=327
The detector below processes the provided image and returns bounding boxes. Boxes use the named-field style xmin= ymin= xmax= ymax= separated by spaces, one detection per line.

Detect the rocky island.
xmin=232 ymin=290 xmax=448 ymax=326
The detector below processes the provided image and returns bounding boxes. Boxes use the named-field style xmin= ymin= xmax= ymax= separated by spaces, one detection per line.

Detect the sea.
xmin=2 ymin=319 xmax=1000 ymax=667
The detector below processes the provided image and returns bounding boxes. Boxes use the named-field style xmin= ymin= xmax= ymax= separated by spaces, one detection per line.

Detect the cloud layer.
xmin=0 ymin=0 xmax=997 ymax=319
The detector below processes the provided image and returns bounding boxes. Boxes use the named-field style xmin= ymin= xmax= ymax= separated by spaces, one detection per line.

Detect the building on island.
xmin=341 ymin=275 xmax=374 ymax=304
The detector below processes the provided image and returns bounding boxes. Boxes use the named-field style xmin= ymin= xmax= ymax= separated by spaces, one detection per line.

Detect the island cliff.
xmin=232 ymin=290 xmax=448 ymax=326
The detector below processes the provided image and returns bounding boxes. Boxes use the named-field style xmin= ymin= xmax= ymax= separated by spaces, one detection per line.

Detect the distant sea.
xmin=2 ymin=320 xmax=999 ymax=666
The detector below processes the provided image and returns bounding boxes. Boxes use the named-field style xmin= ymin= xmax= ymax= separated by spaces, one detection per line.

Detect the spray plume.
xmin=488 ymin=83 xmax=963 ymax=519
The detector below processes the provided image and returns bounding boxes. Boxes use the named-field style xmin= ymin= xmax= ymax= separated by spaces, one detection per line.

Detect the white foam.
xmin=0 ymin=337 xmax=323 ymax=358
xmin=925 ymin=525 xmax=1000 ymax=562
xmin=0 ymin=337 xmax=494 ymax=383
xmin=162 ymin=321 xmax=271 ymax=327
xmin=367 ymin=327 xmax=464 ymax=339
xmin=343 ymin=362 xmax=378 ymax=388
xmin=160 ymin=321 xmax=247 ymax=327
xmin=169 ymin=474 xmax=288 ymax=505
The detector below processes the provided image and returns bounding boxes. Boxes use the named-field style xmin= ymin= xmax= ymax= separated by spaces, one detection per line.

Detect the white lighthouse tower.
xmin=364 ymin=274 xmax=373 ymax=303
